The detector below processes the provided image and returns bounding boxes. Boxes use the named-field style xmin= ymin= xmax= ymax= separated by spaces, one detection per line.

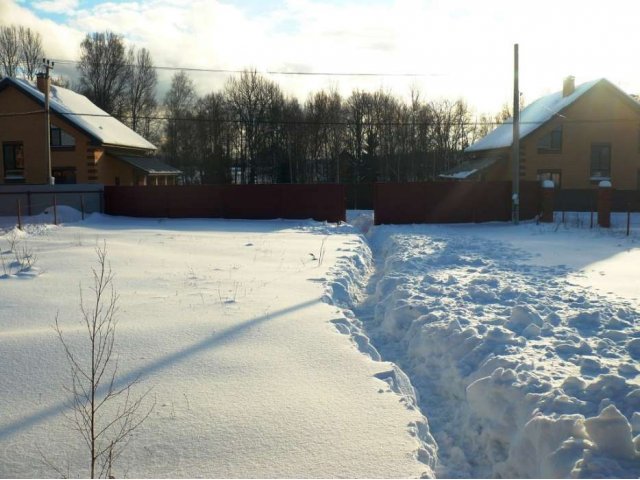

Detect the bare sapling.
xmin=309 ymin=236 xmax=328 ymax=266
xmin=54 ymin=244 xmax=153 ymax=478
xmin=1 ymin=233 xmax=37 ymax=276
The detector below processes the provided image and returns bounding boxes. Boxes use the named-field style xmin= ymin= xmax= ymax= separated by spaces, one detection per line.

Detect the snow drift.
xmin=353 ymin=223 xmax=640 ymax=478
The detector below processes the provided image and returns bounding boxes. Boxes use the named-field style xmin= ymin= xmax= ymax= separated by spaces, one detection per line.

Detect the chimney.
xmin=36 ymin=72 xmax=49 ymax=95
xmin=563 ymin=75 xmax=575 ymax=97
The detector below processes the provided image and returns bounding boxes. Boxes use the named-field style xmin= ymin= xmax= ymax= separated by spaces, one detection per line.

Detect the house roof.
xmin=115 ymin=155 xmax=182 ymax=175
xmin=465 ymin=78 xmax=637 ymax=153
xmin=439 ymin=156 xmax=502 ymax=179
xmin=0 ymin=77 xmax=156 ymax=152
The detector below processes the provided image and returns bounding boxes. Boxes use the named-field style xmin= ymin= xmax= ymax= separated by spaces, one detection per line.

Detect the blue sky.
xmin=6 ymin=0 xmax=640 ymax=113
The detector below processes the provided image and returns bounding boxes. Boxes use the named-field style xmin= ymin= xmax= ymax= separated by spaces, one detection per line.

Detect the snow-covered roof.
xmin=465 ymin=78 xmax=622 ymax=153
xmin=439 ymin=156 xmax=502 ymax=179
xmin=116 ymin=155 xmax=181 ymax=175
xmin=1 ymin=77 xmax=156 ymax=151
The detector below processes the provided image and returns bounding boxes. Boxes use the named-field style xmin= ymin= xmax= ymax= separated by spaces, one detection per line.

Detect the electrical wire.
xmin=1 ymin=108 xmax=638 ymax=128
xmin=51 ymin=58 xmax=447 ymax=77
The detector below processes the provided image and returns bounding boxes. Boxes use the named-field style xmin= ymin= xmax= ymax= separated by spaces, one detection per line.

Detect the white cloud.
xmin=32 ymin=0 xmax=79 ymax=13
xmin=4 ymin=0 xmax=640 ymax=114
xmin=0 ymin=0 xmax=84 ymax=64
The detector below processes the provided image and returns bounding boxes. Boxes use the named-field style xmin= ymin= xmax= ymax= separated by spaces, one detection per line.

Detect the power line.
xmin=2 ymin=108 xmax=639 ymax=128
xmin=50 ymin=58 xmax=447 ymax=78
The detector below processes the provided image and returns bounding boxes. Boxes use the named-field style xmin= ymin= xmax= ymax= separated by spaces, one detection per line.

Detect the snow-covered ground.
xmin=1 ymin=209 xmax=639 ymax=478
xmin=337 ymin=212 xmax=640 ymax=478
xmin=0 ymin=211 xmax=434 ymax=478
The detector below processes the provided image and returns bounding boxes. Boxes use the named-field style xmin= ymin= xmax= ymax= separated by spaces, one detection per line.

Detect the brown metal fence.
xmin=373 ymin=181 xmax=541 ymax=225
xmin=104 ymin=184 xmax=346 ymax=223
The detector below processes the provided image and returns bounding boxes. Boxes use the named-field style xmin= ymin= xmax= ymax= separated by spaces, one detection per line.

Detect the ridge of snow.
xmin=358 ymin=222 xmax=640 ymax=478
xmin=323 ymin=230 xmax=439 ymax=476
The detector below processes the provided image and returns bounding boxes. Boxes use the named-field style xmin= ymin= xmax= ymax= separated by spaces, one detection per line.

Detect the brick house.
xmin=0 ymin=75 xmax=180 ymax=186
xmin=445 ymin=77 xmax=640 ymax=189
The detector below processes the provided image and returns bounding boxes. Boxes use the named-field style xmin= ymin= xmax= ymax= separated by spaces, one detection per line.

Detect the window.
xmin=52 ymin=167 xmax=77 ymax=184
xmin=590 ymin=143 xmax=611 ymax=179
xmin=537 ymin=170 xmax=562 ymax=187
xmin=2 ymin=142 xmax=25 ymax=182
xmin=50 ymin=125 xmax=75 ymax=148
xmin=537 ymin=125 xmax=563 ymax=153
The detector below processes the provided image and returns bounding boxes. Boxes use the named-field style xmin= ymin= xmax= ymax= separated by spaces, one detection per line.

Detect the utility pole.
xmin=43 ymin=58 xmax=54 ymax=185
xmin=511 ymin=44 xmax=520 ymax=224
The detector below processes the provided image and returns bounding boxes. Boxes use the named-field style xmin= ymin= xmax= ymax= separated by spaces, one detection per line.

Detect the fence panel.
xmin=553 ymin=189 xmax=640 ymax=213
xmin=0 ymin=184 xmax=103 ymax=217
xmin=104 ymin=184 xmax=346 ymax=223
xmin=374 ymin=181 xmax=541 ymax=225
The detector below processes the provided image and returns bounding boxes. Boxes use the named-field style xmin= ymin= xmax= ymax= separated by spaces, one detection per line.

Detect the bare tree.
xmin=163 ymin=70 xmax=198 ymax=182
xmin=0 ymin=25 xmax=20 ymax=78
xmin=305 ymin=88 xmax=344 ymax=183
xmin=195 ymin=91 xmax=231 ymax=183
xmin=77 ymin=31 xmax=130 ymax=119
xmin=18 ymin=26 xmax=43 ymax=81
xmin=126 ymin=46 xmax=157 ymax=135
xmin=225 ymin=70 xmax=284 ymax=184
xmin=54 ymin=245 xmax=153 ymax=479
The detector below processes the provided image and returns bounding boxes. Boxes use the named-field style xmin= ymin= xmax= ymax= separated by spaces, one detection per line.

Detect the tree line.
xmin=160 ymin=68 xmax=502 ymax=184
xmin=0 ymin=27 xmax=508 ymax=184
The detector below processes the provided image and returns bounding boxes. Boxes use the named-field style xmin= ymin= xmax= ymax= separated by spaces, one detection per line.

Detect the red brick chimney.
xmin=36 ymin=72 xmax=50 ymax=95
xmin=563 ymin=75 xmax=575 ymax=97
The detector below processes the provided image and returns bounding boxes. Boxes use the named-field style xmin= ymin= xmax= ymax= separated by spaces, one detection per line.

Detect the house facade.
xmin=0 ymin=75 xmax=180 ymax=186
xmin=451 ymin=77 xmax=640 ymax=189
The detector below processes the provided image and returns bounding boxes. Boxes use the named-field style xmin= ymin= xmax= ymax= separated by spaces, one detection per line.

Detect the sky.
xmin=3 ymin=0 xmax=640 ymax=115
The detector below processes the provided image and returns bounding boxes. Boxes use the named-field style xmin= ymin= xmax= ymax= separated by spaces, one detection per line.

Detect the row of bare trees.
xmin=77 ymin=32 xmax=158 ymax=140
xmin=0 ymin=25 xmax=44 ymax=80
xmin=162 ymin=69 xmax=487 ymax=185
xmin=1 ymin=26 xmax=504 ymax=184
xmin=0 ymin=28 xmax=158 ymax=141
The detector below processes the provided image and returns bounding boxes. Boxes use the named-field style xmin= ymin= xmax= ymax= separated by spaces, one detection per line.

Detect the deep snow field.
xmin=1 ymin=209 xmax=639 ymax=478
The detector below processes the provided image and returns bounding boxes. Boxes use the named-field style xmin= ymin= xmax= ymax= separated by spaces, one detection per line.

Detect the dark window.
xmin=114 ymin=176 xmax=120 ymax=186
xmin=2 ymin=142 xmax=25 ymax=181
xmin=537 ymin=126 xmax=563 ymax=153
xmin=537 ymin=169 xmax=562 ymax=188
xmin=52 ymin=167 xmax=77 ymax=184
xmin=50 ymin=126 xmax=75 ymax=148
xmin=590 ymin=143 xmax=611 ymax=179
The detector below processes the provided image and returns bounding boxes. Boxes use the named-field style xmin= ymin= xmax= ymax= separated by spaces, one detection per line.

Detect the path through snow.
xmin=333 ymin=218 xmax=640 ymax=478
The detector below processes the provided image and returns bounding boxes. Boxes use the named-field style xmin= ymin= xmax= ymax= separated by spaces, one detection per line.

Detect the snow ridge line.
xmin=322 ymin=234 xmax=439 ymax=478
xmin=361 ymin=226 xmax=640 ymax=479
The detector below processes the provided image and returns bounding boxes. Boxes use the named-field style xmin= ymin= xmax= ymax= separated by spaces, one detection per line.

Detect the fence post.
xmin=597 ymin=180 xmax=612 ymax=228
xmin=27 ymin=191 xmax=32 ymax=216
xmin=626 ymin=200 xmax=631 ymax=236
xmin=17 ymin=199 xmax=22 ymax=230
xmin=53 ymin=193 xmax=58 ymax=226
xmin=80 ymin=193 xmax=85 ymax=221
xmin=540 ymin=180 xmax=554 ymax=222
